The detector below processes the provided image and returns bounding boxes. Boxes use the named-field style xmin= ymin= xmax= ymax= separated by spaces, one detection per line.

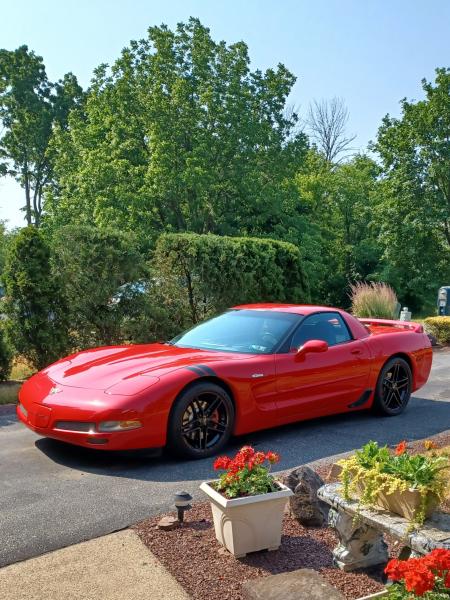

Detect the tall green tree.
xmin=372 ymin=68 xmax=450 ymax=310
xmin=46 ymin=18 xmax=307 ymax=245
xmin=0 ymin=45 xmax=83 ymax=225
xmin=3 ymin=226 xmax=69 ymax=369
xmin=295 ymin=151 xmax=382 ymax=306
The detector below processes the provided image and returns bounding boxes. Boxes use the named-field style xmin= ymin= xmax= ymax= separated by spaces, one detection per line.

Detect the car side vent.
xmin=348 ymin=389 xmax=373 ymax=409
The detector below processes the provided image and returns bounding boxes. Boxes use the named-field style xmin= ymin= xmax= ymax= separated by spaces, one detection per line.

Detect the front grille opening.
xmin=54 ymin=421 xmax=96 ymax=433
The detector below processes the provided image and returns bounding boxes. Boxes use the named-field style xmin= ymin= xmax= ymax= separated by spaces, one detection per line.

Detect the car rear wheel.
xmin=167 ymin=382 xmax=234 ymax=459
xmin=372 ymin=357 xmax=412 ymax=416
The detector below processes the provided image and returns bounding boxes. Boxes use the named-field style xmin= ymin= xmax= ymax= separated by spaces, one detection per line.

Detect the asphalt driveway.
xmin=1 ymin=349 xmax=449 ymax=568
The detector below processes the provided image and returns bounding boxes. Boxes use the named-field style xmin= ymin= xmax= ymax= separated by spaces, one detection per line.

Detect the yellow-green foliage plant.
xmin=424 ymin=317 xmax=450 ymax=345
xmin=338 ymin=441 xmax=450 ymax=526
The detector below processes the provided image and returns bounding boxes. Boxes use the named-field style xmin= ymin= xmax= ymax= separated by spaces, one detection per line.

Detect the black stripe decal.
xmin=186 ymin=364 xmax=217 ymax=377
xmin=196 ymin=364 xmax=217 ymax=377
xmin=348 ymin=389 xmax=373 ymax=409
xmin=186 ymin=366 xmax=207 ymax=376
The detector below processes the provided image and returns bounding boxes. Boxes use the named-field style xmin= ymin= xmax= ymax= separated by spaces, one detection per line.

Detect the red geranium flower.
xmin=213 ymin=446 xmax=281 ymax=498
xmin=238 ymin=446 xmax=255 ymax=461
xmin=213 ymin=456 xmax=231 ymax=471
xmin=403 ymin=565 xmax=435 ymax=596
xmin=266 ymin=451 xmax=280 ymax=464
xmin=385 ymin=558 xmax=408 ymax=581
xmin=423 ymin=549 xmax=450 ymax=575
xmin=395 ymin=440 xmax=407 ymax=456
xmin=248 ymin=452 xmax=266 ymax=469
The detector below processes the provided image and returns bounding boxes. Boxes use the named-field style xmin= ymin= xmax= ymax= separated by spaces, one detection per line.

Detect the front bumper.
xmin=17 ymin=376 xmax=166 ymax=451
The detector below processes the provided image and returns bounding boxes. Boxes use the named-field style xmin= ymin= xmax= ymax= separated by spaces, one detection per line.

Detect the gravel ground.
xmin=134 ymin=502 xmax=385 ymax=600
xmin=133 ymin=433 xmax=450 ymax=600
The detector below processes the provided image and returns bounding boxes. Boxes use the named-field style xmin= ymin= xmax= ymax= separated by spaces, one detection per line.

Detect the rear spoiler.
xmin=358 ymin=318 xmax=424 ymax=333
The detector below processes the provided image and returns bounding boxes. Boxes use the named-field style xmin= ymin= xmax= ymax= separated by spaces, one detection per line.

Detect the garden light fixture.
xmin=173 ymin=491 xmax=192 ymax=522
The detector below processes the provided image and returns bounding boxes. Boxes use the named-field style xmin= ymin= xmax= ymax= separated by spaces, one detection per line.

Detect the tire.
xmin=167 ymin=382 xmax=235 ymax=459
xmin=372 ymin=357 xmax=412 ymax=416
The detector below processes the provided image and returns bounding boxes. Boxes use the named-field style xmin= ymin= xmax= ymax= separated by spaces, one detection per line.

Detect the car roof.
xmin=231 ymin=303 xmax=343 ymax=316
xmin=231 ymin=303 xmax=370 ymax=340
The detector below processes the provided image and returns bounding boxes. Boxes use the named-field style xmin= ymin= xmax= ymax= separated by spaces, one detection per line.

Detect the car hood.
xmin=45 ymin=343 xmax=249 ymax=391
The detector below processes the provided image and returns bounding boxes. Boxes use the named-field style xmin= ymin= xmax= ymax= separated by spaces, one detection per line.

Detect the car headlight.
xmin=98 ymin=420 xmax=142 ymax=432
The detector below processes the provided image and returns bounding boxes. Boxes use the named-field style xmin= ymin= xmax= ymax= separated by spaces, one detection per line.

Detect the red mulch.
xmin=133 ymin=433 xmax=450 ymax=600
xmin=133 ymin=502 xmax=386 ymax=600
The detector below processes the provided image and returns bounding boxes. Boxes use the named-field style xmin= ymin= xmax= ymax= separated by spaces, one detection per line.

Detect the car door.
xmin=274 ymin=312 xmax=372 ymax=421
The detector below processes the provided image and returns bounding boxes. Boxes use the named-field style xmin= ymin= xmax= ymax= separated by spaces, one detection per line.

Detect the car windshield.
xmin=170 ymin=310 xmax=301 ymax=354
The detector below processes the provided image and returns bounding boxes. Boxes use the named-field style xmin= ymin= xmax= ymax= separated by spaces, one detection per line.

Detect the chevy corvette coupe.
xmin=18 ymin=304 xmax=433 ymax=458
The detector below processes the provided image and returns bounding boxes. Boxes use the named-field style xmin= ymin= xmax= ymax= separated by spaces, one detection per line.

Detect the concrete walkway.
xmin=0 ymin=529 xmax=189 ymax=600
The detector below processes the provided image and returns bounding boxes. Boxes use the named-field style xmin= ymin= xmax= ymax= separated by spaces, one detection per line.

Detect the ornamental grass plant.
xmin=338 ymin=441 xmax=450 ymax=526
xmin=213 ymin=446 xmax=280 ymax=498
xmin=385 ymin=549 xmax=450 ymax=598
xmin=350 ymin=282 xmax=399 ymax=319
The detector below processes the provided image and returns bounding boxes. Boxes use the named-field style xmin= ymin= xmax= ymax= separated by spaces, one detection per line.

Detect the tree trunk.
xmin=185 ymin=268 xmax=197 ymax=324
xmin=24 ymin=167 xmax=32 ymax=226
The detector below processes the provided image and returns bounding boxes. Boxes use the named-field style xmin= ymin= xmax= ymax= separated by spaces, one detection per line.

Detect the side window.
xmin=291 ymin=313 xmax=352 ymax=348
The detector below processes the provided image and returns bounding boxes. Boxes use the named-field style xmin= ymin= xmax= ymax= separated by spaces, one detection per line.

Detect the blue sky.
xmin=1 ymin=0 xmax=449 ymax=228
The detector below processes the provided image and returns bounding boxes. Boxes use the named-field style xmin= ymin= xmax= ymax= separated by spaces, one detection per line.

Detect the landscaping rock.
xmin=157 ymin=516 xmax=179 ymax=531
xmin=283 ymin=466 xmax=329 ymax=526
xmin=427 ymin=333 xmax=438 ymax=346
xmin=242 ymin=568 xmax=345 ymax=600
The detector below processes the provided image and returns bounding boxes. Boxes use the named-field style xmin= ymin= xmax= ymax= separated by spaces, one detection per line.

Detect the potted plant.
xmin=337 ymin=441 xmax=450 ymax=525
xmin=200 ymin=446 xmax=293 ymax=557
xmin=382 ymin=549 xmax=450 ymax=598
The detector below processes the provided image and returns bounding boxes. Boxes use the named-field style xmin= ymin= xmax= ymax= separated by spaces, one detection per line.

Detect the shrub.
xmin=152 ymin=233 xmax=310 ymax=324
xmin=51 ymin=226 xmax=159 ymax=347
xmin=423 ymin=317 xmax=450 ymax=345
xmin=3 ymin=227 xmax=69 ymax=370
xmin=0 ymin=326 xmax=11 ymax=381
xmin=350 ymin=281 xmax=398 ymax=319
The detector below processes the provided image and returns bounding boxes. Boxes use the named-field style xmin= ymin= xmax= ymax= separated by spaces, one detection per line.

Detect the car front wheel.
xmin=167 ymin=382 xmax=235 ymax=459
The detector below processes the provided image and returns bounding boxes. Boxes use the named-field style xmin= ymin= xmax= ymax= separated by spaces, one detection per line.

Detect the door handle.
xmin=351 ymin=349 xmax=362 ymax=355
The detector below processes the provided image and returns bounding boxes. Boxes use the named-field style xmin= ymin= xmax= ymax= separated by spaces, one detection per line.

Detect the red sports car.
xmin=18 ymin=304 xmax=433 ymax=458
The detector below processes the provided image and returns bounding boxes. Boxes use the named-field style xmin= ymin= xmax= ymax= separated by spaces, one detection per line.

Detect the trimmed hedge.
xmin=423 ymin=317 xmax=450 ymax=345
xmin=153 ymin=233 xmax=310 ymax=323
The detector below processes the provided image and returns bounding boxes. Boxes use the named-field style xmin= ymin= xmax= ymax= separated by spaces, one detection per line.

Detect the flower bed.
xmin=133 ymin=435 xmax=450 ymax=600
xmin=338 ymin=441 xmax=450 ymax=525
xmin=384 ymin=549 xmax=450 ymax=598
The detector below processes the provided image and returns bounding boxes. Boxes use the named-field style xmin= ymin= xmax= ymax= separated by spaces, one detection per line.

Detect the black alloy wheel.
xmin=168 ymin=382 xmax=234 ymax=458
xmin=373 ymin=357 xmax=412 ymax=416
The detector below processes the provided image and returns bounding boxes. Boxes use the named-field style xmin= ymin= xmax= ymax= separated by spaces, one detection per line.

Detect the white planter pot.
xmin=200 ymin=480 xmax=293 ymax=558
